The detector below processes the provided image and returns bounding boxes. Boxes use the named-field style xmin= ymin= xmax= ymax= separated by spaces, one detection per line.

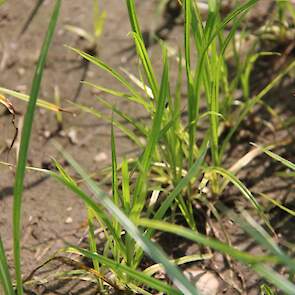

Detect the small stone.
xmin=94 ymin=152 xmax=107 ymax=162
xmin=43 ymin=130 xmax=51 ymax=138
xmin=68 ymin=128 xmax=79 ymax=145
xmin=65 ymin=217 xmax=73 ymax=224
xmin=183 ymin=267 xmax=220 ymax=295
xmin=17 ymin=67 xmax=25 ymax=76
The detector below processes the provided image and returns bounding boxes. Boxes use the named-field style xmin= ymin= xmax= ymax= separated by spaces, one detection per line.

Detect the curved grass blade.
xmin=52 ymin=147 xmax=199 ymax=295
xmin=65 ymin=246 xmax=180 ymax=294
xmin=260 ymin=193 xmax=295 ymax=217
xmin=131 ymin=46 xmax=169 ymax=215
xmin=126 ymin=0 xmax=159 ymax=98
xmin=253 ymin=264 xmax=295 ymax=295
xmin=136 ymin=219 xmax=295 ymax=294
xmin=0 ymin=237 xmax=14 ymax=295
xmin=67 ymin=46 xmax=149 ymax=109
xmin=71 ymin=101 xmax=144 ymax=147
xmin=208 ymin=167 xmax=261 ymax=212
xmin=0 ymin=86 xmax=64 ymax=112
xmin=253 ymin=144 xmax=295 ymax=171
xmin=12 ymin=2 xmax=61 ymax=294
xmin=137 ymin=219 xmax=276 ymax=265
xmin=133 ymin=146 xmax=207 ymax=265
xmin=143 ymin=253 xmax=212 ymax=276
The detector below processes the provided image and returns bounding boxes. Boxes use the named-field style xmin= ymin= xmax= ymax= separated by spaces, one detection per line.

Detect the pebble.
xmin=183 ymin=267 xmax=220 ymax=295
xmin=68 ymin=128 xmax=79 ymax=145
xmin=65 ymin=217 xmax=73 ymax=224
xmin=94 ymin=152 xmax=107 ymax=162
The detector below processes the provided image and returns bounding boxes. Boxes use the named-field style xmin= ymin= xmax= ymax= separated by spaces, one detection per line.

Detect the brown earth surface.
xmin=0 ymin=1 xmax=294 ymax=294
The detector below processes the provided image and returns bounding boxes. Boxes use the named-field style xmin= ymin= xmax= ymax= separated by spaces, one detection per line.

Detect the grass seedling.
xmin=12 ymin=1 xmax=61 ymax=294
xmin=1 ymin=0 xmax=295 ymax=294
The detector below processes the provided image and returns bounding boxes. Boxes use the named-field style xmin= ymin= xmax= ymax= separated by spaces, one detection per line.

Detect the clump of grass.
xmin=47 ymin=0 xmax=294 ymax=293
xmin=1 ymin=0 xmax=295 ymax=294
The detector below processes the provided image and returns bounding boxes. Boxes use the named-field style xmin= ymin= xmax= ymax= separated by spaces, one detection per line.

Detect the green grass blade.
xmin=54 ymin=149 xmax=199 ymax=295
xmin=121 ymin=158 xmax=131 ymax=212
xmin=137 ymin=219 xmax=295 ymax=293
xmin=0 ymin=86 xmax=64 ymax=112
xmin=12 ymin=2 xmax=61 ymax=294
xmin=95 ymin=96 xmax=147 ymax=136
xmin=253 ymin=264 xmax=295 ymax=295
xmin=153 ymin=146 xmax=207 ymax=223
xmin=254 ymin=144 xmax=295 ymax=171
xmin=237 ymin=211 xmax=295 ymax=272
xmin=111 ymin=123 xmax=122 ymax=262
xmin=72 ymin=102 xmax=144 ymax=147
xmin=52 ymin=160 xmax=127 ymax=259
xmin=131 ymin=145 xmax=207 ymax=268
xmin=0 ymin=237 xmax=14 ymax=295
xmin=65 ymin=246 xmax=180 ymax=294
xmin=137 ymin=219 xmax=275 ymax=265
xmin=131 ymin=32 xmax=159 ymax=99
xmin=220 ymin=60 xmax=295 ymax=156
xmin=67 ymin=47 xmax=148 ymax=108
xmin=209 ymin=167 xmax=261 ymax=212
xmin=143 ymin=253 xmax=212 ymax=276
xmin=126 ymin=1 xmax=159 ymax=98
xmin=260 ymin=193 xmax=295 ymax=217
xmin=131 ymin=47 xmax=169 ymax=215
xmin=87 ymin=208 xmax=103 ymax=288
xmin=82 ymin=81 xmax=151 ymax=110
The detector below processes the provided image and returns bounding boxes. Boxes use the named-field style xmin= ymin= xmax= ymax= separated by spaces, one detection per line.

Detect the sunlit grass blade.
xmin=52 ymin=148 xmax=200 ymax=295
xmin=208 ymin=167 xmax=261 ymax=212
xmin=137 ymin=219 xmax=275 ymax=265
xmin=260 ymin=193 xmax=295 ymax=217
xmin=220 ymin=60 xmax=295 ymax=156
xmin=0 ymin=86 xmax=65 ymax=112
xmin=82 ymin=80 xmax=151 ymax=110
xmin=253 ymin=144 xmax=295 ymax=171
xmin=12 ymin=1 xmax=61 ymax=294
xmin=143 ymin=253 xmax=212 ymax=276
xmin=131 ymin=46 xmax=169 ymax=215
xmin=71 ymin=102 xmax=144 ymax=147
xmin=136 ymin=218 xmax=295 ymax=294
xmin=65 ymin=246 xmax=180 ymax=294
xmin=67 ymin=46 xmax=149 ymax=108
xmin=126 ymin=0 xmax=159 ymax=98
xmin=237 ymin=211 xmax=295 ymax=272
xmin=253 ymin=264 xmax=295 ymax=295
xmin=0 ymin=237 xmax=14 ymax=295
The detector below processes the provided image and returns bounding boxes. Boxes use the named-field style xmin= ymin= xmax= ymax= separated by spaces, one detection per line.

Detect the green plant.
xmin=0 ymin=2 xmax=61 ymax=295
xmin=1 ymin=0 xmax=295 ymax=294
xmin=52 ymin=0 xmax=295 ymax=293
xmin=65 ymin=0 xmax=106 ymax=53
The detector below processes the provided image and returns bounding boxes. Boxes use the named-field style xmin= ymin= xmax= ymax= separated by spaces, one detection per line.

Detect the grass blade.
xmin=254 ymin=144 xmax=295 ymax=171
xmin=136 ymin=219 xmax=295 ymax=293
xmin=0 ymin=237 xmax=14 ymax=295
xmin=12 ymin=2 xmax=61 ymax=294
xmin=0 ymin=86 xmax=64 ymax=112
xmin=65 ymin=246 xmax=180 ymax=294
xmin=53 ymin=148 xmax=200 ymax=295
xmin=131 ymin=46 xmax=169 ymax=215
